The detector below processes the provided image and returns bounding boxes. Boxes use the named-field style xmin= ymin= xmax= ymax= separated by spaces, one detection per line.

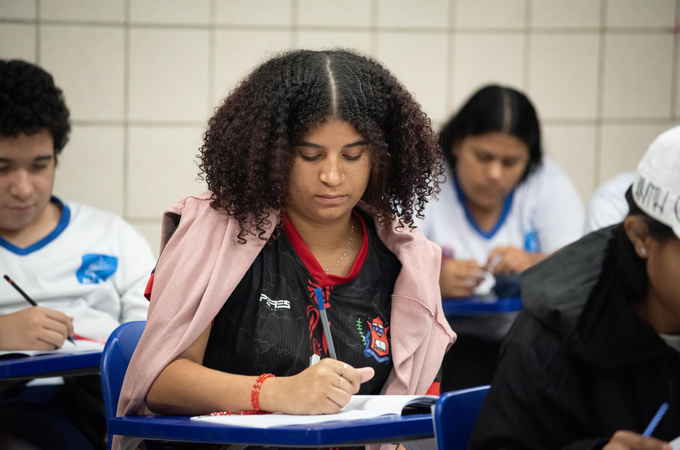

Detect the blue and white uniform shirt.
xmin=418 ymin=157 xmax=585 ymax=295
xmin=0 ymin=198 xmax=155 ymax=342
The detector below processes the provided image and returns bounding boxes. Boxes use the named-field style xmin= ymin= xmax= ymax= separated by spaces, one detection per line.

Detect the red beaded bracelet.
xmin=251 ymin=373 xmax=275 ymax=412
xmin=203 ymin=409 xmax=270 ymax=416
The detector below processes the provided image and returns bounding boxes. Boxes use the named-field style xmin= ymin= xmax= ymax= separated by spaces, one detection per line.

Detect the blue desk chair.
xmin=433 ymin=386 xmax=490 ymax=450
xmin=100 ymin=320 xmax=147 ymax=450
xmin=101 ymin=321 xmax=434 ymax=450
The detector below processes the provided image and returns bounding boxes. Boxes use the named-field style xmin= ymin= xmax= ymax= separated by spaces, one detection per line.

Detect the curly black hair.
xmin=439 ymin=85 xmax=542 ymax=183
xmin=0 ymin=59 xmax=71 ymax=161
xmin=200 ymin=49 xmax=443 ymax=241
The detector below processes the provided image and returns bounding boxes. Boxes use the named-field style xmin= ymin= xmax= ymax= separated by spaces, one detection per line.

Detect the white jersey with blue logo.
xmin=418 ymin=157 xmax=585 ymax=295
xmin=0 ymin=198 xmax=154 ymax=342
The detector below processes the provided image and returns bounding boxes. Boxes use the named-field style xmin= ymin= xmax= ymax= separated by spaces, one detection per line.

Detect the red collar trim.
xmin=283 ymin=211 xmax=368 ymax=287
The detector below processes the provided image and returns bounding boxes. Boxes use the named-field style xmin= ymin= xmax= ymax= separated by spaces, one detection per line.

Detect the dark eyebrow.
xmin=0 ymin=155 xmax=53 ymax=164
xmin=343 ymin=140 xmax=368 ymax=149
xmin=295 ymin=139 xmax=368 ymax=150
xmin=296 ymin=141 xmax=324 ymax=149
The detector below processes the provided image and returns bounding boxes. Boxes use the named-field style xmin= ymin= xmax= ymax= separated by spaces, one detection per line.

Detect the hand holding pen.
xmin=603 ymin=404 xmax=672 ymax=450
xmin=252 ymin=288 xmax=374 ymax=415
xmin=1 ymin=274 xmax=76 ymax=350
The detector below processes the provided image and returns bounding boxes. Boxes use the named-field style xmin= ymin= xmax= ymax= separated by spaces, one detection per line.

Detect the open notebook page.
xmin=671 ymin=436 xmax=680 ymax=450
xmin=0 ymin=338 xmax=104 ymax=357
xmin=191 ymin=395 xmax=437 ymax=428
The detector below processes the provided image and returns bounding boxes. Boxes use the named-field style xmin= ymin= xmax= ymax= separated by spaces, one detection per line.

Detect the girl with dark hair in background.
xmin=418 ymin=85 xmax=584 ymax=390
xmin=471 ymin=126 xmax=680 ymax=450
xmin=114 ymin=49 xmax=455 ymax=450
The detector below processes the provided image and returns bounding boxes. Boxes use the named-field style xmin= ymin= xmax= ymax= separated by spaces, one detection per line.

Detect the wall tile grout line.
xmin=2 ymin=17 xmax=676 ymax=35
xmin=671 ymin=0 xmax=680 ymax=120
xmin=291 ymin=0 xmax=298 ymax=47
xmin=122 ymin=0 xmax=131 ymax=221
xmin=71 ymin=120 xmax=207 ymax=127
xmin=444 ymin=0 xmax=455 ymax=115
xmin=64 ymin=117 xmax=676 ymax=127
xmin=542 ymin=118 xmax=677 ymax=126
xmin=594 ymin=0 xmax=608 ymax=189
xmin=369 ymin=0 xmax=378 ymax=56
xmin=34 ymin=0 xmax=40 ymax=63
xmin=208 ymin=0 xmax=216 ymax=118
xmin=522 ymin=0 xmax=532 ymax=91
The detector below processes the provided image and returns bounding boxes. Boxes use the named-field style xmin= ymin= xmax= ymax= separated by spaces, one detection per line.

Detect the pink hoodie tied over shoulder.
xmin=114 ymin=192 xmax=455 ymax=450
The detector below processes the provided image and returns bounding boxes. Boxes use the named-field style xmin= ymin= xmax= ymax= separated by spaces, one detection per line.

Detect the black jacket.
xmin=470 ymin=227 xmax=680 ymax=450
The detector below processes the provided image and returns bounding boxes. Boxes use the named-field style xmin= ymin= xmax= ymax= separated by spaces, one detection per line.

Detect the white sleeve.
xmin=112 ymin=218 xmax=155 ymax=323
xmin=585 ymin=172 xmax=634 ymax=233
xmin=532 ymin=161 xmax=586 ymax=254
xmin=586 ymin=192 xmax=626 ymax=233
xmin=413 ymin=204 xmax=432 ymax=239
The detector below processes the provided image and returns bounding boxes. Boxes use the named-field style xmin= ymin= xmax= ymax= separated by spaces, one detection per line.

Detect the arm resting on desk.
xmin=146 ymin=323 xmax=373 ymax=416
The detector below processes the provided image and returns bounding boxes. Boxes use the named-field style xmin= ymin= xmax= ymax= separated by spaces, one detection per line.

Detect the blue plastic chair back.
xmin=433 ymin=385 xmax=490 ymax=450
xmin=100 ymin=321 xmax=146 ymax=424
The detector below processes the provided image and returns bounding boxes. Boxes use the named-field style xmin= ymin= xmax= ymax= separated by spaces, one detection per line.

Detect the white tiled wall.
xmin=451 ymin=33 xmax=525 ymax=110
xmin=40 ymin=25 xmax=125 ymax=121
xmin=528 ymin=34 xmax=600 ymax=120
xmin=299 ymin=0 xmax=371 ymax=28
xmin=376 ymin=31 xmax=448 ymax=120
xmin=126 ymin=126 xmax=207 ymax=220
xmin=53 ymin=126 xmax=125 ymax=216
xmin=1 ymin=0 xmax=679 ymax=256
xmin=455 ymin=0 xmax=526 ymax=29
xmin=531 ymin=0 xmax=601 ymax=29
xmin=213 ymin=29 xmax=293 ymax=106
xmin=0 ymin=23 xmax=35 ymax=61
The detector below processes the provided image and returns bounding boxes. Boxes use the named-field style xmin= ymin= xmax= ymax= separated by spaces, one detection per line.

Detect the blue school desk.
xmin=112 ymin=413 xmax=434 ymax=449
xmin=104 ymin=322 xmax=434 ymax=449
xmin=0 ymin=350 xmax=102 ymax=380
xmin=442 ymin=296 xmax=522 ymax=316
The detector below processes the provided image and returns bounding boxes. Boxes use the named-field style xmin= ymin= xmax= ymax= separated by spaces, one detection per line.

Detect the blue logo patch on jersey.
xmin=524 ymin=230 xmax=539 ymax=253
xmin=77 ymin=254 xmax=118 ymax=284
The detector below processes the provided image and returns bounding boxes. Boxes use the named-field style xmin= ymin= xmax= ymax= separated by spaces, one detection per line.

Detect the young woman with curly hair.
xmin=115 ymin=50 xmax=455 ymax=450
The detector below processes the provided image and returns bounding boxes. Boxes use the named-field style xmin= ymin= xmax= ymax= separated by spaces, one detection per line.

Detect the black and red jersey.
xmin=203 ymin=209 xmax=402 ymax=398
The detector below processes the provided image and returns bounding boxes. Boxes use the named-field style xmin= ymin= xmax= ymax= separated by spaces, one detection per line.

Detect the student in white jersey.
xmin=0 ymin=60 xmax=154 ymax=450
xmin=586 ymin=171 xmax=636 ymax=233
xmin=419 ymin=85 xmax=584 ymax=390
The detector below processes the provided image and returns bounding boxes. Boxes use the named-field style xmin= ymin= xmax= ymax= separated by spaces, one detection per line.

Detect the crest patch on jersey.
xmin=363 ymin=316 xmax=391 ymax=364
xmin=77 ymin=254 xmax=118 ymax=284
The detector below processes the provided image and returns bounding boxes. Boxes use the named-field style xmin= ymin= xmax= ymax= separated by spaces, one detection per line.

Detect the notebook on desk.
xmin=191 ymin=395 xmax=438 ymax=428
xmin=0 ymin=338 xmax=104 ymax=358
